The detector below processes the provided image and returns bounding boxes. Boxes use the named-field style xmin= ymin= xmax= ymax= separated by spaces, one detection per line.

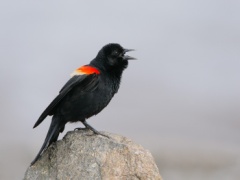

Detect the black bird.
xmin=31 ymin=43 xmax=135 ymax=165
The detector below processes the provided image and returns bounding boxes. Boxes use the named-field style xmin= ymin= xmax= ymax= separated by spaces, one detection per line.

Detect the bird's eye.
xmin=113 ymin=51 xmax=119 ymax=56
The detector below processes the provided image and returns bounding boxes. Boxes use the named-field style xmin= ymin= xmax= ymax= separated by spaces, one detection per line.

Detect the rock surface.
xmin=24 ymin=130 xmax=162 ymax=180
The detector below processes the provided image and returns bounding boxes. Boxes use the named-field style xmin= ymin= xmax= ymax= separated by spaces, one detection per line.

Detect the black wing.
xmin=33 ymin=74 xmax=99 ymax=128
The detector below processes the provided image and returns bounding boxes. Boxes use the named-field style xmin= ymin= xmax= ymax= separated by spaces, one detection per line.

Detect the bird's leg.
xmin=82 ymin=121 xmax=109 ymax=138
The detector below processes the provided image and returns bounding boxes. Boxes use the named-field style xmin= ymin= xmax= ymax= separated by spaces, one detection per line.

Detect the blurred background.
xmin=0 ymin=0 xmax=240 ymax=179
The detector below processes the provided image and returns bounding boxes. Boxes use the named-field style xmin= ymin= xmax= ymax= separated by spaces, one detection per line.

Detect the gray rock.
xmin=24 ymin=130 xmax=162 ymax=180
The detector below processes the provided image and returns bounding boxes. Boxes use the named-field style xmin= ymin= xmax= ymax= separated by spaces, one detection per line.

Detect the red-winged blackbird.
xmin=31 ymin=43 xmax=135 ymax=165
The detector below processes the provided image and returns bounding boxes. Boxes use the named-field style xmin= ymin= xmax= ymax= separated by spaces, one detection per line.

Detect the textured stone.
xmin=24 ymin=130 xmax=162 ymax=180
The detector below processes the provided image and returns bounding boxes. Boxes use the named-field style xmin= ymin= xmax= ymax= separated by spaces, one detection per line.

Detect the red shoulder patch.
xmin=71 ymin=65 xmax=100 ymax=77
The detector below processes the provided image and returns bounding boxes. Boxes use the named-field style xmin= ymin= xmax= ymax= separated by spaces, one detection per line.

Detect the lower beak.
xmin=124 ymin=55 xmax=136 ymax=60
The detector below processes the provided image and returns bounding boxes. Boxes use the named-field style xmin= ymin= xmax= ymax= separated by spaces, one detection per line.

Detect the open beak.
xmin=123 ymin=49 xmax=136 ymax=60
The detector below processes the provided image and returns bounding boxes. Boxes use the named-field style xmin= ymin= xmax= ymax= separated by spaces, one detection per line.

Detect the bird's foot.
xmin=74 ymin=127 xmax=87 ymax=131
xmin=74 ymin=126 xmax=109 ymax=138
xmin=89 ymin=130 xmax=110 ymax=139
xmin=82 ymin=121 xmax=110 ymax=138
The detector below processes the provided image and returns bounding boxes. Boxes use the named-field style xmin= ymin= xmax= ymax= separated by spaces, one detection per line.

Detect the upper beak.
xmin=123 ymin=49 xmax=136 ymax=60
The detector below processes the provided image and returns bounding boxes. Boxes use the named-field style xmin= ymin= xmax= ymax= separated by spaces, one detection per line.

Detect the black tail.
xmin=31 ymin=116 xmax=65 ymax=166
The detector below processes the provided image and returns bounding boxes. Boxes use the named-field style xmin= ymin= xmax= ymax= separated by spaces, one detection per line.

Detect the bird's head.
xmin=93 ymin=43 xmax=135 ymax=71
